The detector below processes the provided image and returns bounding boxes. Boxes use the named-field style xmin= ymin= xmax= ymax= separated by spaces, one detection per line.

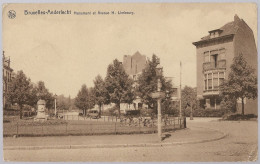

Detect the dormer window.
xmin=209 ymin=29 xmax=223 ymax=38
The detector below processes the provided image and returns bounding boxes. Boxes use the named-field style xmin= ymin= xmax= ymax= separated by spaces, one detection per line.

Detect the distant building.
xmin=123 ymin=51 xmax=147 ymax=76
xmin=121 ymin=52 xmax=179 ymax=113
xmin=3 ymin=51 xmax=14 ymax=109
xmin=193 ymin=15 xmax=257 ymax=114
xmin=121 ymin=51 xmax=148 ymax=112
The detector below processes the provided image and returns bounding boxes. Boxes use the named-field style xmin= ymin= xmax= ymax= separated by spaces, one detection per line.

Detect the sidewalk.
xmin=3 ymin=125 xmax=227 ymax=150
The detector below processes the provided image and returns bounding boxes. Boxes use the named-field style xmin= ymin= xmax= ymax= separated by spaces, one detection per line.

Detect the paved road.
xmin=4 ymin=118 xmax=258 ymax=162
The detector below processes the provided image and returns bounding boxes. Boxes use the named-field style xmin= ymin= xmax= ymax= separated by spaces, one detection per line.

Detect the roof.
xmin=193 ymin=14 xmax=243 ymax=45
xmin=200 ymin=21 xmax=239 ymax=41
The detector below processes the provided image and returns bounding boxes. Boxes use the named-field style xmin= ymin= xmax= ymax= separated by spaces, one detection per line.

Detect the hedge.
xmin=183 ymin=108 xmax=225 ymax=117
xmin=224 ymin=114 xmax=257 ymax=120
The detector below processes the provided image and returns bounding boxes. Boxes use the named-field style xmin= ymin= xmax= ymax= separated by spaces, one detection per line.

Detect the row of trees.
xmin=75 ymin=55 xmax=174 ymax=117
xmin=75 ymin=59 xmax=135 ymax=117
xmin=6 ymin=71 xmax=54 ymax=119
xmin=75 ymin=52 xmax=256 ymax=118
xmin=6 ymin=71 xmax=74 ymax=119
xmin=7 ymin=53 xmax=256 ymax=119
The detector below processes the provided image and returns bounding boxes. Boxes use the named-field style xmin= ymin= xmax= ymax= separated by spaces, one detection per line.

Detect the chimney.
xmin=234 ymin=14 xmax=240 ymax=22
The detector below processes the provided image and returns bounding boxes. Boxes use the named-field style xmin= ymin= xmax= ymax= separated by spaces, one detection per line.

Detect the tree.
xmin=220 ymin=95 xmax=237 ymax=113
xmin=136 ymin=54 xmax=173 ymax=113
xmin=181 ymin=86 xmax=197 ymax=119
xmin=35 ymin=81 xmax=54 ymax=109
xmin=220 ymin=53 xmax=257 ymax=115
xmin=6 ymin=70 xmax=33 ymax=119
xmin=93 ymin=75 xmax=109 ymax=116
xmin=105 ymin=59 xmax=134 ymax=117
xmin=88 ymin=87 xmax=96 ymax=110
xmin=74 ymin=84 xmax=93 ymax=116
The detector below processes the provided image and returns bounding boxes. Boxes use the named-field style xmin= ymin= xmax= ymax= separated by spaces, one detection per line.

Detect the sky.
xmin=3 ymin=3 xmax=257 ymax=98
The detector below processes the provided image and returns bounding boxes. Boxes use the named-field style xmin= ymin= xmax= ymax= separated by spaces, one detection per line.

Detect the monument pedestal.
xmin=34 ymin=99 xmax=47 ymax=121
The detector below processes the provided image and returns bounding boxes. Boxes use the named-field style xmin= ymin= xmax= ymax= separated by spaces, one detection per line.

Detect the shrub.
xmin=225 ymin=114 xmax=257 ymax=120
xmin=140 ymin=108 xmax=153 ymax=117
xmin=125 ymin=110 xmax=140 ymax=116
xmin=220 ymin=96 xmax=237 ymax=113
xmin=183 ymin=108 xmax=225 ymax=117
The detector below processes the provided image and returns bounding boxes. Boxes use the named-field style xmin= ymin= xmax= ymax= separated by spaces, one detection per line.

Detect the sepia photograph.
xmin=2 ymin=2 xmax=258 ymax=162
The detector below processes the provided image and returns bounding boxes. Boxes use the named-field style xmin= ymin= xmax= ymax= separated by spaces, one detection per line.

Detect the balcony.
xmin=203 ymin=89 xmax=220 ymax=97
xmin=203 ymin=60 xmax=226 ymax=71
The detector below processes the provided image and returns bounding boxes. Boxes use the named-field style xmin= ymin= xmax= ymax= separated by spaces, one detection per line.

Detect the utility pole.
xmin=179 ymin=61 xmax=182 ymax=118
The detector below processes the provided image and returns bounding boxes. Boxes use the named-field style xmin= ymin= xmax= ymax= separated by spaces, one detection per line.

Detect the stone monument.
xmin=34 ymin=99 xmax=47 ymax=121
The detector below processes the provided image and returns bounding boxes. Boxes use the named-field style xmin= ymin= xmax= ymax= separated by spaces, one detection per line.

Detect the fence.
xmin=3 ymin=116 xmax=186 ymax=137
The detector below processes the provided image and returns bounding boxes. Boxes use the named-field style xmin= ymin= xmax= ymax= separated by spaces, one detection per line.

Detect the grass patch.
xmin=3 ymin=119 xmax=183 ymax=137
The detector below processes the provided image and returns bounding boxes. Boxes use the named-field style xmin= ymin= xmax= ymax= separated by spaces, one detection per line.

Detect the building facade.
xmin=193 ymin=15 xmax=257 ymax=114
xmin=121 ymin=51 xmax=148 ymax=112
xmin=3 ymin=51 xmax=14 ymax=109
xmin=123 ymin=51 xmax=147 ymax=76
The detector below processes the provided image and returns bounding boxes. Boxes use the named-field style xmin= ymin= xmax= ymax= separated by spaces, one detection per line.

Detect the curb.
xmin=4 ymin=128 xmax=228 ymax=150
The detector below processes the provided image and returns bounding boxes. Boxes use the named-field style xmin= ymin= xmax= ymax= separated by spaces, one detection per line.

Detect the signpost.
xmin=151 ymin=58 xmax=165 ymax=142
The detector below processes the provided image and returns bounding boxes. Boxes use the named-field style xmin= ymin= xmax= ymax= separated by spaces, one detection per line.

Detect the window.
xmin=219 ymin=72 xmax=224 ymax=78
xmin=219 ymin=72 xmax=225 ymax=85
xmin=204 ymin=72 xmax=225 ymax=91
xmin=208 ymin=73 xmax=213 ymax=89
xmin=208 ymin=79 xmax=212 ymax=89
xmin=213 ymin=73 xmax=218 ymax=89
xmin=213 ymin=78 xmax=218 ymax=89
xmin=204 ymin=74 xmax=207 ymax=90
xmin=219 ymin=78 xmax=224 ymax=85
xmin=214 ymin=55 xmax=218 ymax=67
xmin=208 ymin=73 xmax=212 ymax=79
xmin=215 ymin=32 xmax=220 ymax=37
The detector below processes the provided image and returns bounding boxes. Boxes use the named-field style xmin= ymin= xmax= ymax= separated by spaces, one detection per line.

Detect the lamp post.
xmin=151 ymin=58 xmax=164 ymax=142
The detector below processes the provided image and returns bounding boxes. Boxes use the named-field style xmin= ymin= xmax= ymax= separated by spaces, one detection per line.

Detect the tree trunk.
xmin=190 ymin=106 xmax=193 ymax=120
xmin=19 ymin=104 xmax=23 ymax=119
xmin=99 ymin=104 xmax=102 ymax=117
xmin=241 ymin=97 xmax=245 ymax=115
xmin=117 ymin=103 xmax=121 ymax=118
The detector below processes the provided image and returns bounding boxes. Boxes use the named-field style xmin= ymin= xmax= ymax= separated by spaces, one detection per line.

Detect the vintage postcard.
xmin=2 ymin=3 xmax=258 ymax=162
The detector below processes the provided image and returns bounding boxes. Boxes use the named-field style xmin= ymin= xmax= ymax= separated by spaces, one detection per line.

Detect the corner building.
xmin=3 ymin=51 xmax=14 ymax=109
xmin=193 ymin=15 xmax=257 ymax=114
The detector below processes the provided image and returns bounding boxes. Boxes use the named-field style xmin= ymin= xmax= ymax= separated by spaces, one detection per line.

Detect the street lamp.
xmin=151 ymin=58 xmax=165 ymax=142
